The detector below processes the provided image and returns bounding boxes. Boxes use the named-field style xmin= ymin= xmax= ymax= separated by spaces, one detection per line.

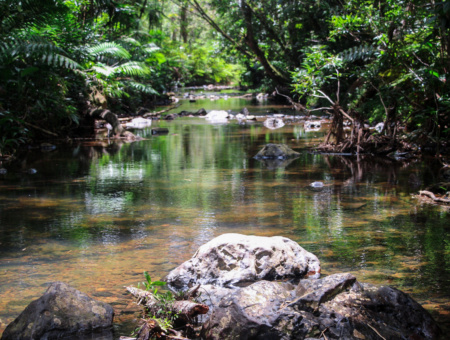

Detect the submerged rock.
xmin=40 ymin=143 xmax=56 ymax=152
xmin=25 ymin=168 xmax=37 ymax=175
xmin=1 ymin=281 xmax=114 ymax=340
xmin=254 ymin=143 xmax=300 ymax=159
xmin=257 ymin=157 xmax=298 ymax=170
xmin=165 ymin=234 xmax=321 ymax=291
xmin=201 ymin=273 xmax=441 ymax=340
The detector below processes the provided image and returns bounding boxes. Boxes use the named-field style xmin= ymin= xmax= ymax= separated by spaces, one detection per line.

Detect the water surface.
xmin=0 ymin=116 xmax=449 ymax=337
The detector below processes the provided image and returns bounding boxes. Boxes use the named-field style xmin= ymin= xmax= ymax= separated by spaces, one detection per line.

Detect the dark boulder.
xmin=1 ymin=281 xmax=114 ymax=340
xmin=201 ymin=273 xmax=441 ymax=340
xmin=195 ymin=108 xmax=208 ymax=116
xmin=164 ymin=113 xmax=178 ymax=120
xmin=178 ymin=110 xmax=193 ymax=116
xmin=254 ymin=144 xmax=300 ymax=159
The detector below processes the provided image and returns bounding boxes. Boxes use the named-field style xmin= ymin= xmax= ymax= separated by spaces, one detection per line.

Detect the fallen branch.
xmin=367 ymin=323 xmax=386 ymax=340
xmin=139 ymin=318 xmax=190 ymax=340
xmin=126 ymin=286 xmax=209 ymax=320
xmin=418 ymin=190 xmax=450 ymax=204
xmin=23 ymin=122 xmax=58 ymax=137
xmin=275 ymin=88 xmax=306 ymax=111
xmin=143 ymin=103 xmax=182 ymax=117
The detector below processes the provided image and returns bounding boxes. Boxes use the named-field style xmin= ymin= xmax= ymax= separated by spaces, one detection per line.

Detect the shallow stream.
xmin=0 ymin=97 xmax=449 ymax=337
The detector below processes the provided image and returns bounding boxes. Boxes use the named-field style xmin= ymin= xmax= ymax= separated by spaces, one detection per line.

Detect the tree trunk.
xmin=180 ymin=3 xmax=188 ymax=44
xmin=240 ymin=1 xmax=288 ymax=85
xmin=89 ymin=108 xmax=136 ymax=140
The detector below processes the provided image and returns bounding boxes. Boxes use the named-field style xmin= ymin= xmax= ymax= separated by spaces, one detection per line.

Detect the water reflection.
xmin=0 ymin=119 xmax=449 ymax=337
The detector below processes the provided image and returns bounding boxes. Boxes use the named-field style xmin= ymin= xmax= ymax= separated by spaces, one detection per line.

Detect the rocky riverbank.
xmin=2 ymin=234 xmax=442 ymax=340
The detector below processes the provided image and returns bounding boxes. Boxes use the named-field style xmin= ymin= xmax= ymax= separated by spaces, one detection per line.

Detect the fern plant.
xmin=82 ymin=41 xmax=158 ymax=102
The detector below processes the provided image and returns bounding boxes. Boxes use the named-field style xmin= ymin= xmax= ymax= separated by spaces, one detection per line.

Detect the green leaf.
xmin=428 ymin=70 xmax=440 ymax=78
xmin=151 ymin=280 xmax=166 ymax=286
xmin=20 ymin=67 xmax=39 ymax=77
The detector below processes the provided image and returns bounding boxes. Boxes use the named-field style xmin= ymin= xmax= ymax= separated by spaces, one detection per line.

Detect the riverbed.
xmin=0 ymin=97 xmax=449 ymax=338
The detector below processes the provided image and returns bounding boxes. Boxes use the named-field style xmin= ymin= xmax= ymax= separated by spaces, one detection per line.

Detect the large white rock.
xmin=204 ymin=110 xmax=230 ymax=122
xmin=126 ymin=117 xmax=152 ymax=128
xmin=165 ymin=233 xmax=320 ymax=290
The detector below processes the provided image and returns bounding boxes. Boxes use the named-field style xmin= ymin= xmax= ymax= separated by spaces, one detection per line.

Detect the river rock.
xmin=201 ymin=273 xmax=441 ymax=340
xmin=195 ymin=108 xmax=207 ymax=116
xmin=164 ymin=113 xmax=178 ymax=120
xmin=310 ymin=181 xmax=324 ymax=188
xmin=205 ymin=110 xmax=230 ymax=121
xmin=165 ymin=234 xmax=320 ymax=291
xmin=263 ymin=118 xmax=285 ymax=130
xmin=254 ymin=143 xmax=300 ymax=159
xmin=240 ymin=108 xmax=250 ymax=116
xmin=1 ymin=281 xmax=114 ymax=340
xmin=126 ymin=117 xmax=152 ymax=128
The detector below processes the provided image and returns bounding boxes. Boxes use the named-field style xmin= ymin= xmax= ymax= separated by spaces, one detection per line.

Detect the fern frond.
xmin=87 ymin=42 xmax=131 ymax=59
xmin=92 ymin=63 xmax=114 ymax=77
xmin=119 ymin=36 xmax=142 ymax=47
xmin=112 ymin=61 xmax=151 ymax=76
xmin=143 ymin=43 xmax=160 ymax=54
xmin=0 ymin=38 xmax=78 ymax=69
xmin=340 ymin=43 xmax=379 ymax=62
xmin=42 ymin=53 xmax=79 ymax=69
xmin=124 ymin=81 xmax=159 ymax=95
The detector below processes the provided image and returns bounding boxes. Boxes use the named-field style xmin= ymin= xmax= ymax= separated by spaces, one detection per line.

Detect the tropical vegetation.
xmin=0 ymin=0 xmax=448 ymax=156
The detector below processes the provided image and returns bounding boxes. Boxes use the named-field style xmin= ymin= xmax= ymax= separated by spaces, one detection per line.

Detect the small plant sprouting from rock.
xmin=126 ymin=272 xmax=209 ymax=339
xmin=139 ymin=271 xmax=178 ymax=324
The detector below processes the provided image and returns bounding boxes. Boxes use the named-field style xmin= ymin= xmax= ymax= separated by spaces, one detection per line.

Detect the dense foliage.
xmin=0 ymin=0 xmax=242 ymax=155
xmin=0 ymin=0 xmax=448 ymax=155
xmin=183 ymin=0 xmax=449 ymax=150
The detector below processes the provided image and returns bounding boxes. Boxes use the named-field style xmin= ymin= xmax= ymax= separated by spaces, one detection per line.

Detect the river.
xmin=0 ymin=94 xmax=449 ymax=338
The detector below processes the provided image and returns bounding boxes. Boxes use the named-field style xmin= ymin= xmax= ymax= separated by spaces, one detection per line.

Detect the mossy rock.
xmin=254 ymin=144 xmax=300 ymax=159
